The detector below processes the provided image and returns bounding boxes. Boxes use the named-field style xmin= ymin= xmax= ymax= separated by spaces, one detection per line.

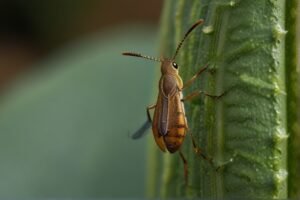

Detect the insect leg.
xmin=188 ymin=131 xmax=214 ymax=166
xmin=130 ymin=104 xmax=156 ymax=139
xmin=202 ymin=91 xmax=226 ymax=99
xmin=182 ymin=64 xmax=209 ymax=90
xmin=181 ymin=90 xmax=226 ymax=102
xmin=146 ymin=104 xmax=156 ymax=123
xmin=179 ymin=149 xmax=188 ymax=185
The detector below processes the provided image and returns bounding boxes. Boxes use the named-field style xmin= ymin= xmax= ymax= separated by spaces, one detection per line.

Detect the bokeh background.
xmin=0 ymin=0 xmax=162 ymax=198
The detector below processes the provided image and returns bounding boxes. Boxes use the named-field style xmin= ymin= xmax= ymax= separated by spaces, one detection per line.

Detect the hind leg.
xmin=188 ymin=131 xmax=214 ymax=166
xmin=179 ymin=150 xmax=188 ymax=185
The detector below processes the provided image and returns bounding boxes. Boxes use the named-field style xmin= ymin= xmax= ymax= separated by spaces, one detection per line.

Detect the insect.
xmin=122 ymin=19 xmax=224 ymax=184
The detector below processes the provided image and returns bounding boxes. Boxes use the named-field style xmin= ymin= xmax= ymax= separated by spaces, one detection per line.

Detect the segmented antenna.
xmin=172 ymin=19 xmax=204 ymax=60
xmin=122 ymin=52 xmax=162 ymax=62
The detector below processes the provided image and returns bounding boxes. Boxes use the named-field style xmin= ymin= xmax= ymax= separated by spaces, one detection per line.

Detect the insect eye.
xmin=172 ymin=62 xmax=178 ymax=69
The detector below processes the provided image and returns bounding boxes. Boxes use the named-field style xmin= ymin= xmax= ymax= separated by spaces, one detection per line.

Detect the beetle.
xmin=122 ymin=19 xmax=224 ymax=184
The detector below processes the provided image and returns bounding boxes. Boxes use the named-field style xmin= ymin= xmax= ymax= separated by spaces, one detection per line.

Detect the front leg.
xmin=182 ymin=64 xmax=209 ymax=90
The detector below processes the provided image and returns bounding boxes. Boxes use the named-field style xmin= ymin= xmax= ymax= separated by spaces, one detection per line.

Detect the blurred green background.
xmin=0 ymin=0 xmax=162 ymax=198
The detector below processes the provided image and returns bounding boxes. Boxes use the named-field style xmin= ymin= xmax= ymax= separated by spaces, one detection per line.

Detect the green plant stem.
xmin=147 ymin=0 xmax=299 ymax=198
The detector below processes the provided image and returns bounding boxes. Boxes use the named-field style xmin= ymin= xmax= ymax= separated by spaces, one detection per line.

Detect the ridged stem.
xmin=147 ymin=0 xmax=298 ymax=198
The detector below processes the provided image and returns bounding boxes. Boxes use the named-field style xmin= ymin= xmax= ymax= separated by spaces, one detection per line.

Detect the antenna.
xmin=172 ymin=19 xmax=204 ymax=60
xmin=122 ymin=52 xmax=162 ymax=62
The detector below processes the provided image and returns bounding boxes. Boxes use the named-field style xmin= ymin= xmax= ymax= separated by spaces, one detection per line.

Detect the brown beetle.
xmin=123 ymin=19 xmax=224 ymax=184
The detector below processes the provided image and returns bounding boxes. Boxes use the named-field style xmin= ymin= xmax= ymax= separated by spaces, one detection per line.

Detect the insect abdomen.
xmin=163 ymin=113 xmax=186 ymax=153
xmin=164 ymin=92 xmax=187 ymax=153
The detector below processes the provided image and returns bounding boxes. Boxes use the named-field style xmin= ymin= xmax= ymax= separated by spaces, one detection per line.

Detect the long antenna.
xmin=172 ymin=19 xmax=204 ymax=60
xmin=122 ymin=52 xmax=162 ymax=62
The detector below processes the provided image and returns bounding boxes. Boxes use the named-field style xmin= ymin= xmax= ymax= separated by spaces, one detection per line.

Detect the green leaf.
xmin=147 ymin=0 xmax=299 ymax=198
